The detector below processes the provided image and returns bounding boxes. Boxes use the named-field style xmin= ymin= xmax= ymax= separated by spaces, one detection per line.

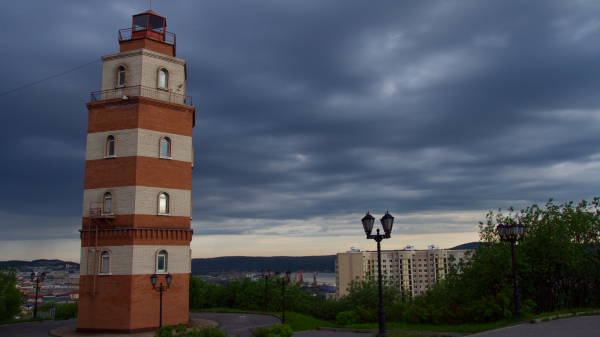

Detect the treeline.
xmin=190 ymin=198 xmax=600 ymax=325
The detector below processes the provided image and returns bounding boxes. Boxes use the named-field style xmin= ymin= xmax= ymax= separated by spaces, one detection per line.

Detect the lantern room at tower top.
xmin=118 ymin=10 xmax=176 ymax=57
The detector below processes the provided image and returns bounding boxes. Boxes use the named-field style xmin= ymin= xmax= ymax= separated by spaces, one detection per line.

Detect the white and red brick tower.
xmin=77 ymin=11 xmax=194 ymax=333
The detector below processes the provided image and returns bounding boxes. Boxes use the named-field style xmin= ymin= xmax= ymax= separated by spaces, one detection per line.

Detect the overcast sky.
xmin=2 ymin=0 xmax=600 ymax=262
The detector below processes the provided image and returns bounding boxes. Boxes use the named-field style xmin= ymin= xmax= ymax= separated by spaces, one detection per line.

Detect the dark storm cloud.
xmin=2 ymin=0 xmax=600 ymax=245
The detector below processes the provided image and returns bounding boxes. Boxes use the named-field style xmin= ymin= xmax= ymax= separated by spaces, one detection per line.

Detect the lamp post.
xmin=260 ymin=269 xmax=273 ymax=311
xmin=275 ymin=270 xmax=292 ymax=324
xmin=362 ymin=211 xmax=394 ymax=337
xmin=30 ymin=272 xmax=46 ymax=318
xmin=496 ymin=222 xmax=526 ymax=318
xmin=150 ymin=273 xmax=172 ymax=328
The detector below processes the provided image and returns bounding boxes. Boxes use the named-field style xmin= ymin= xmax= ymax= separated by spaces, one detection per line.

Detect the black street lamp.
xmin=30 ymin=272 xmax=46 ymax=318
xmin=275 ymin=270 xmax=292 ymax=324
xmin=496 ymin=222 xmax=526 ymax=318
xmin=150 ymin=273 xmax=172 ymax=328
xmin=260 ymin=269 xmax=273 ymax=311
xmin=362 ymin=211 xmax=394 ymax=337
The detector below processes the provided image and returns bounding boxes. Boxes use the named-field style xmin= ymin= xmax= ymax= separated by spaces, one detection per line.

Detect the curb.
xmin=317 ymin=327 xmax=468 ymax=336
xmin=191 ymin=311 xmax=283 ymax=322
xmin=530 ymin=310 xmax=600 ymax=324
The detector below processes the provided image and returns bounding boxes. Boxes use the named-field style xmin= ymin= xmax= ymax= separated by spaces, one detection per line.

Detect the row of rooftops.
xmin=348 ymin=244 xmax=472 ymax=253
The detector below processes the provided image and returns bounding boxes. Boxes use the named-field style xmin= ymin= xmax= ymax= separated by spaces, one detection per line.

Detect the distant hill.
xmin=449 ymin=242 xmax=480 ymax=250
xmin=191 ymin=255 xmax=336 ymax=274
xmin=0 ymin=259 xmax=80 ymax=269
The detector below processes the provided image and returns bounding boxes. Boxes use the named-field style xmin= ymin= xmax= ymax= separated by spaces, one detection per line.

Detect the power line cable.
xmin=0 ymin=59 xmax=101 ymax=97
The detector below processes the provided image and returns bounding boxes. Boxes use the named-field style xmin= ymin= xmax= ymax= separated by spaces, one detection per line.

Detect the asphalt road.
xmin=0 ymin=319 xmax=76 ymax=337
xmin=469 ymin=315 xmax=600 ymax=337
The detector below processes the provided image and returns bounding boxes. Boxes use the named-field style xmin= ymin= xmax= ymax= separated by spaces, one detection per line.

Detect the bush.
xmin=155 ymin=325 xmax=230 ymax=337
xmin=334 ymin=311 xmax=360 ymax=325
xmin=249 ymin=326 xmax=272 ymax=337
xmin=270 ymin=324 xmax=293 ymax=337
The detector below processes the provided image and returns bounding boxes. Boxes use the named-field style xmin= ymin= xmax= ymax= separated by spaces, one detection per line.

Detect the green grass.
xmin=284 ymin=312 xmax=335 ymax=332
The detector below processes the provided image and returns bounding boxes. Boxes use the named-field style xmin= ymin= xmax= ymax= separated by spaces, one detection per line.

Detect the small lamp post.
xmin=260 ymin=269 xmax=273 ymax=311
xmin=150 ymin=273 xmax=172 ymax=328
xmin=30 ymin=272 xmax=46 ymax=318
xmin=362 ymin=211 xmax=394 ymax=337
xmin=496 ymin=222 xmax=526 ymax=317
xmin=275 ymin=270 xmax=292 ymax=323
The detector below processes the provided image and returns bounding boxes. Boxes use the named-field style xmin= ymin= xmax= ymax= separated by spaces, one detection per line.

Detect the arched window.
xmin=158 ymin=69 xmax=168 ymax=89
xmin=117 ymin=66 xmax=126 ymax=87
xmin=100 ymin=251 xmax=110 ymax=274
xmin=160 ymin=137 xmax=171 ymax=158
xmin=103 ymin=192 xmax=113 ymax=214
xmin=158 ymin=193 xmax=169 ymax=214
xmin=157 ymin=250 xmax=167 ymax=272
xmin=105 ymin=135 xmax=115 ymax=157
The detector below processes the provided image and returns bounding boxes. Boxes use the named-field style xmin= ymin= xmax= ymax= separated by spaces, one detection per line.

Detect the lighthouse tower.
xmin=77 ymin=11 xmax=194 ymax=333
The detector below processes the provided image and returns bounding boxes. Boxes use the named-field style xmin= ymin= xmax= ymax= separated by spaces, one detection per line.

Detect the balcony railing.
xmin=118 ymin=28 xmax=176 ymax=54
xmin=90 ymin=85 xmax=192 ymax=106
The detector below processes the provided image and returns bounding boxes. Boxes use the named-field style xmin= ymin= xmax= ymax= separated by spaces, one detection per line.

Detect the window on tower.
xmin=158 ymin=192 xmax=169 ymax=214
xmin=100 ymin=251 xmax=110 ymax=274
xmin=103 ymin=192 xmax=113 ymax=215
xmin=158 ymin=69 xmax=168 ymax=89
xmin=160 ymin=137 xmax=171 ymax=158
xmin=117 ymin=66 xmax=126 ymax=87
xmin=157 ymin=250 xmax=167 ymax=272
xmin=105 ymin=135 xmax=115 ymax=157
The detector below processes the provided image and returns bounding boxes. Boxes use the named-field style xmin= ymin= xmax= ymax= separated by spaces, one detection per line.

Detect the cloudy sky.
xmin=2 ymin=0 xmax=600 ymax=262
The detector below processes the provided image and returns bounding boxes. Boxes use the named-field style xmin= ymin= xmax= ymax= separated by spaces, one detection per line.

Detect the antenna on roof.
xmin=150 ymin=0 xmax=152 ymax=10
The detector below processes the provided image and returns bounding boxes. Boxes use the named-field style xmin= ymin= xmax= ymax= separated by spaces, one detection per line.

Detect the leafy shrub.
xmin=55 ymin=302 xmax=78 ymax=320
xmin=334 ymin=311 xmax=360 ymax=325
xmin=155 ymin=325 xmax=175 ymax=337
xmin=354 ymin=305 xmax=377 ymax=323
xmin=270 ymin=324 xmax=293 ymax=337
xmin=249 ymin=326 xmax=273 ymax=337
xmin=155 ymin=325 xmax=230 ymax=337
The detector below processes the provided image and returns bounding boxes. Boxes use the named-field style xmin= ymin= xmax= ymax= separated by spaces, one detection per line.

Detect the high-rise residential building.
xmin=77 ymin=10 xmax=195 ymax=333
xmin=335 ymin=245 xmax=473 ymax=298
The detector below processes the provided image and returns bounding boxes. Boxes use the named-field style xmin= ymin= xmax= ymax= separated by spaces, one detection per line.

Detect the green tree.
xmin=0 ymin=265 xmax=23 ymax=320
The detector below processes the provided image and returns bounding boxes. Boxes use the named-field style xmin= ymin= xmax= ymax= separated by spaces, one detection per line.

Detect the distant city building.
xmin=335 ymin=244 xmax=475 ymax=298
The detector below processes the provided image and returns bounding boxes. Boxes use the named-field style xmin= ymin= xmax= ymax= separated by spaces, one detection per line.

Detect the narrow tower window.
xmin=106 ymin=135 xmax=115 ymax=157
xmin=103 ymin=192 xmax=113 ymax=214
xmin=157 ymin=250 xmax=167 ymax=272
xmin=160 ymin=137 xmax=171 ymax=158
xmin=117 ymin=66 xmax=126 ymax=87
xmin=158 ymin=69 xmax=168 ymax=89
xmin=158 ymin=193 xmax=169 ymax=214
xmin=100 ymin=251 xmax=110 ymax=274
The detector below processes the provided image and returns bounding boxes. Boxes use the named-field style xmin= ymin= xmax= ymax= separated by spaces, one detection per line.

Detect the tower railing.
xmin=118 ymin=28 xmax=176 ymax=55
xmin=90 ymin=85 xmax=192 ymax=106
xmin=118 ymin=28 xmax=176 ymax=45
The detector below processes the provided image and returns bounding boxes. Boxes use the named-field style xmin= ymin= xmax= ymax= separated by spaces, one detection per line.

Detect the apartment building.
xmin=335 ymin=245 xmax=473 ymax=298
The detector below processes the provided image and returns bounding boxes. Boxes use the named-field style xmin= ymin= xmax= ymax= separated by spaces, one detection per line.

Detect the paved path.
xmin=469 ymin=315 xmax=600 ymax=337
xmin=0 ymin=319 xmax=76 ymax=337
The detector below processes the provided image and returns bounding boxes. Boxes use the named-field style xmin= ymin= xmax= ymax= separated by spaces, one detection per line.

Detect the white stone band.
xmin=86 ymin=128 xmax=192 ymax=162
xmin=83 ymin=186 xmax=191 ymax=217
xmin=80 ymin=245 xmax=191 ymax=275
